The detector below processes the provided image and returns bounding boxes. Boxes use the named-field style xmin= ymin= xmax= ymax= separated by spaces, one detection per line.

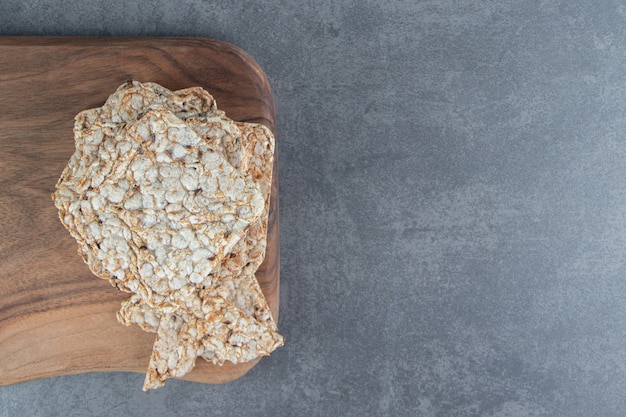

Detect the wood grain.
xmin=0 ymin=37 xmax=280 ymax=386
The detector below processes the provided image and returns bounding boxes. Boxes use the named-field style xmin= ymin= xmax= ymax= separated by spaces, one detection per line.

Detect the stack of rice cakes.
xmin=53 ymin=81 xmax=283 ymax=390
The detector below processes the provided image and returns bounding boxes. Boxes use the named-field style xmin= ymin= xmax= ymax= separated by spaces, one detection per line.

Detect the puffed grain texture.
xmin=53 ymin=81 xmax=283 ymax=390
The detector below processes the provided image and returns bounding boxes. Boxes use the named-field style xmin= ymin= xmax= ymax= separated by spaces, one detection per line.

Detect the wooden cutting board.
xmin=0 ymin=37 xmax=280 ymax=386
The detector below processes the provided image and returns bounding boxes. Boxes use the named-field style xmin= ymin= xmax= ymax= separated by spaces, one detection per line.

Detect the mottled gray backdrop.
xmin=2 ymin=1 xmax=626 ymax=416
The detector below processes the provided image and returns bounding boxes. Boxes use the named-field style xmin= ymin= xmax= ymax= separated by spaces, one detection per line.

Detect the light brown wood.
xmin=0 ymin=37 xmax=280 ymax=386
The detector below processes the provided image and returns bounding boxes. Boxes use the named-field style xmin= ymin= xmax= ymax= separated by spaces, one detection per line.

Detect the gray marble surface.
xmin=2 ymin=1 xmax=626 ymax=416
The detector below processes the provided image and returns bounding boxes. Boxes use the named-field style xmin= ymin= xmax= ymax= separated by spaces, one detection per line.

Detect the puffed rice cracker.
xmin=53 ymin=81 xmax=283 ymax=390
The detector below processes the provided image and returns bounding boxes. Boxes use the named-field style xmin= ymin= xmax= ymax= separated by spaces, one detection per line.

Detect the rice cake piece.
xmin=53 ymin=81 xmax=283 ymax=390
xmin=140 ymin=293 xmax=283 ymax=389
xmin=118 ymin=113 xmax=281 ymax=390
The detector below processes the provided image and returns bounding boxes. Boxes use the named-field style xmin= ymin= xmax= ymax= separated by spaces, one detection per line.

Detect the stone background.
xmin=2 ymin=1 xmax=626 ymax=416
